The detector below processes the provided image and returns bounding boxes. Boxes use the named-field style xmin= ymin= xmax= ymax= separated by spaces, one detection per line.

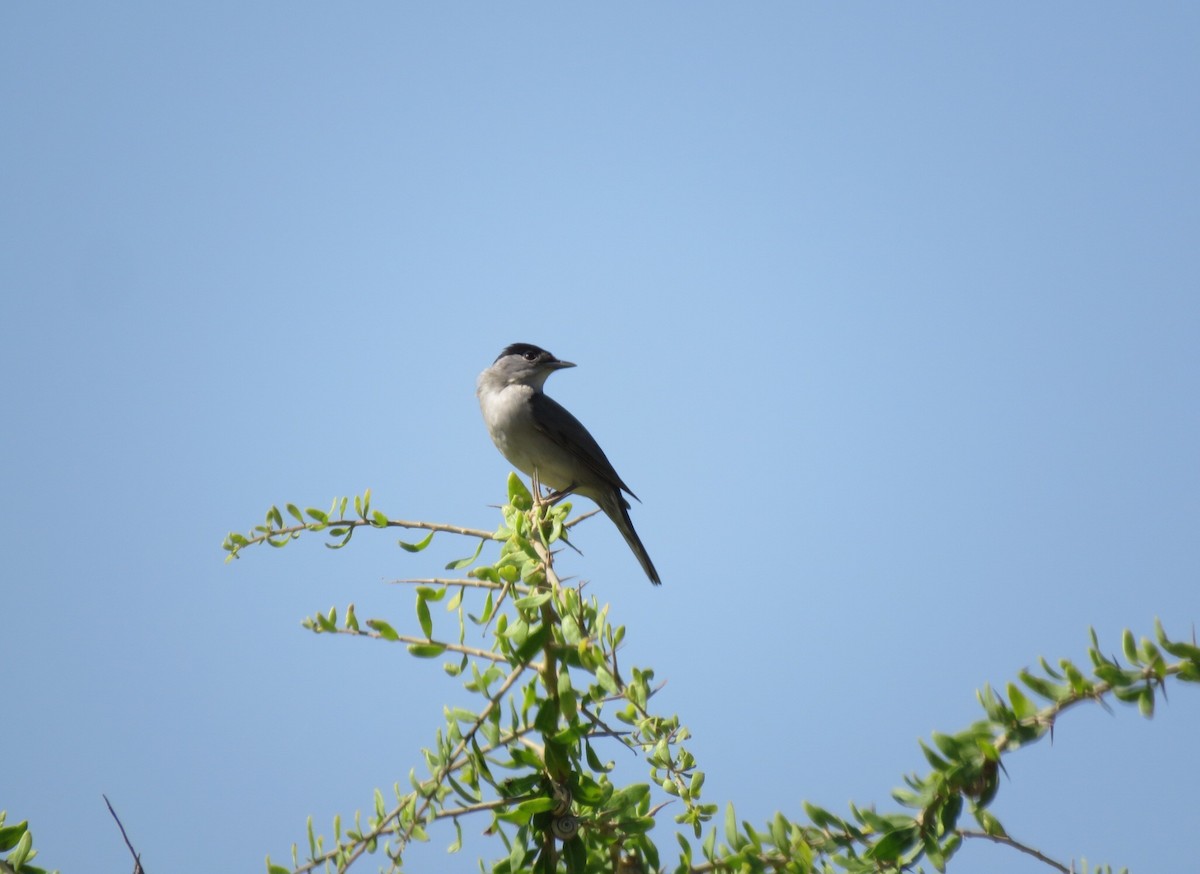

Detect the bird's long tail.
xmin=600 ymin=493 xmax=661 ymax=585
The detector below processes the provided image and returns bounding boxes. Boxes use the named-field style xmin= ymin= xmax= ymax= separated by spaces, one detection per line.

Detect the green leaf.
xmin=802 ymin=801 xmax=840 ymax=830
xmin=507 ymin=472 xmax=532 ymax=510
xmin=941 ymin=832 xmax=963 ymax=865
xmin=268 ymin=865 xmax=291 ymax=874
xmin=399 ymin=531 xmax=435 ymax=553
xmin=474 ymin=590 xmax=495 ymax=625
xmin=514 ymin=591 xmax=553 ymax=611
xmin=583 ymin=741 xmax=611 ymax=775
xmin=1112 ymin=685 xmax=1143 ymax=703
xmin=1138 ymin=685 xmax=1155 ymax=717
xmin=496 ymin=797 xmax=554 ymax=824
xmin=9 ymin=830 xmax=32 ymax=869
xmin=561 ymin=613 xmax=583 ymax=645
xmin=507 ymin=831 xmax=526 ymax=872
xmin=607 ymin=784 xmax=650 ymax=813
xmin=1020 ymin=669 xmax=1066 ymax=702
xmin=1122 ymin=628 xmax=1138 ymax=663
xmin=571 ymin=772 xmax=611 ymax=806
xmin=446 ymin=538 xmax=485 ymax=570
xmin=371 ymin=510 xmax=390 ymax=528
xmin=286 ymin=503 xmax=304 ymax=523
xmin=595 ymin=666 xmax=620 ymax=695
xmin=939 ymin=793 xmax=963 ymax=833
xmin=561 ymin=836 xmax=586 ymax=870
xmin=676 ymin=833 xmax=693 ymax=865
xmin=616 ymin=816 xmax=655 ymax=835
xmin=1156 ymin=619 xmax=1200 ymax=662
xmin=408 ymin=643 xmax=447 ymax=658
xmin=768 ymin=811 xmax=789 ymax=848
xmin=447 ymin=819 xmax=463 ymax=854
xmin=366 ymin=619 xmax=400 ymax=641
xmin=973 ymin=806 xmax=1006 ymax=837
xmin=1094 ymin=662 xmax=1135 ymax=687
xmin=1061 ymin=660 xmax=1091 ymax=694
xmin=976 ymin=685 xmax=1010 ymax=722
xmin=1006 ymin=682 xmax=1035 ymax=720
xmin=723 ymin=803 xmax=739 ymax=848
xmin=918 ymin=740 xmax=950 ymax=772
xmin=867 ymin=825 xmax=918 ymax=862
xmin=324 ymin=525 xmax=354 ymax=549
xmin=417 ymin=597 xmax=433 ymax=638
xmin=1140 ymin=638 xmax=1163 ymax=669
xmin=924 ymin=832 xmax=947 ymax=873
xmin=306 ymin=507 xmax=328 ymax=523
xmin=931 ymin=731 xmax=964 ymax=760
xmin=0 ymin=823 xmax=28 ymax=852
xmin=513 ymin=622 xmax=549 ymax=664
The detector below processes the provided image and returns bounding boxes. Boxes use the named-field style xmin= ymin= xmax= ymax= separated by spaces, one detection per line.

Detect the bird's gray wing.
xmin=530 ymin=392 xmax=638 ymax=502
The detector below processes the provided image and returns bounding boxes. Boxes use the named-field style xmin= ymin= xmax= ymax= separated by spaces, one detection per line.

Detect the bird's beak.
xmin=553 ymin=359 xmax=576 ymax=369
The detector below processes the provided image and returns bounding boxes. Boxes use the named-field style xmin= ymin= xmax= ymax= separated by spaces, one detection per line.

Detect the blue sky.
xmin=3 ymin=4 xmax=1198 ymax=873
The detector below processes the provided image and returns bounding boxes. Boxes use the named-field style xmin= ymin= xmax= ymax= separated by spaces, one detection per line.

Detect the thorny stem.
xmin=325 ymin=626 xmax=523 ymax=666
xmin=391 ymin=577 xmax=512 ymax=591
xmin=959 ymin=829 xmax=1071 ymax=873
xmin=381 ymin=661 xmax=531 ymax=874
xmin=227 ymin=517 xmax=498 ymax=556
xmin=290 ymin=661 xmax=530 ymax=874
xmin=530 ymin=494 xmax=565 ymax=871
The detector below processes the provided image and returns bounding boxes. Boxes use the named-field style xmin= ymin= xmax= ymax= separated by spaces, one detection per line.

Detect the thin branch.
xmin=324 ymin=626 xmax=518 ymax=665
xmin=959 ymin=829 xmax=1071 ymax=873
xmin=287 ymin=662 xmax=531 ymax=874
xmin=227 ymin=517 xmax=498 ymax=556
xmin=390 ymin=577 xmax=512 ymax=591
xmin=686 ymin=853 xmax=791 ymax=874
xmin=385 ymin=519 xmax=498 ymax=539
xmin=383 ymin=661 xmax=532 ymax=874
xmin=564 ymin=508 xmax=602 ymax=528
xmin=103 ymin=794 xmax=145 ymax=874
xmin=434 ymin=797 xmax=512 ymax=820
xmin=993 ymin=660 xmax=1188 ymax=757
xmin=441 ymin=723 xmax=540 ymax=780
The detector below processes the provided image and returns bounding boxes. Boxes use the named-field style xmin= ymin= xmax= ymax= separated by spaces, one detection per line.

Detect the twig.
xmin=959 ymin=828 xmax=1071 ymax=873
xmin=564 ymin=508 xmax=602 ymax=528
xmin=326 ymin=626 xmax=519 ymax=665
xmin=226 ymin=518 xmax=498 ymax=557
xmin=103 ymin=794 xmax=145 ymax=874
xmin=391 ymin=577 xmax=511 ymax=591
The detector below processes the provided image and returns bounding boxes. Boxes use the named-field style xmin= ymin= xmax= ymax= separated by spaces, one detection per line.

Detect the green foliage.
xmin=0 ymin=811 xmax=57 ymax=874
xmin=227 ymin=485 xmax=1199 ymax=874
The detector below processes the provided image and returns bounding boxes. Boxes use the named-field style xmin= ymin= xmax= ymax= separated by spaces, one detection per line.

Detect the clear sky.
xmin=3 ymin=4 xmax=1198 ymax=873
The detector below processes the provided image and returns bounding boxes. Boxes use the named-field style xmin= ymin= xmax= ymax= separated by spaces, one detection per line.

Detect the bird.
xmin=476 ymin=343 xmax=661 ymax=585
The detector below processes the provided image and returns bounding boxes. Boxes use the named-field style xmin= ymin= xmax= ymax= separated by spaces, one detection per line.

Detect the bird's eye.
xmin=523 ymin=351 xmax=539 ymax=361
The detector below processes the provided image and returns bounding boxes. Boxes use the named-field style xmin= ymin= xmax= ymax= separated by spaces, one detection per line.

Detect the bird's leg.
xmin=530 ymin=468 xmax=577 ymax=507
xmin=531 ymin=470 xmax=563 ymax=505
xmin=543 ymin=484 xmax=578 ymax=506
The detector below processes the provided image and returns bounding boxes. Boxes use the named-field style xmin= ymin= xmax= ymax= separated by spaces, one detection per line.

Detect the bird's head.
xmin=488 ymin=343 xmax=576 ymax=390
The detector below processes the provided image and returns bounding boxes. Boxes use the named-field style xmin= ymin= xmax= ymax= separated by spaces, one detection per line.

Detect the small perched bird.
xmin=476 ymin=343 xmax=661 ymax=585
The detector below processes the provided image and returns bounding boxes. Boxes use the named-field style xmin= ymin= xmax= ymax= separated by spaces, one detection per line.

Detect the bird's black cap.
xmin=495 ymin=343 xmax=565 ymax=364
